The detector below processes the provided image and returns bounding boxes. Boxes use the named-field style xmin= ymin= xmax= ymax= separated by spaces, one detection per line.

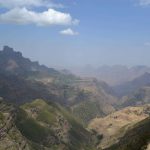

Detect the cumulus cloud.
xmin=0 ymin=0 xmax=79 ymax=32
xmin=139 ymin=0 xmax=150 ymax=6
xmin=60 ymin=28 xmax=79 ymax=36
xmin=0 ymin=7 xmax=79 ymax=26
xmin=0 ymin=0 xmax=63 ymax=8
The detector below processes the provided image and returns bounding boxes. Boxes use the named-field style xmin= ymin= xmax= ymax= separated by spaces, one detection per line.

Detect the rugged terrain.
xmin=0 ymin=46 xmax=150 ymax=150
xmin=102 ymin=117 xmax=150 ymax=150
xmin=70 ymin=65 xmax=150 ymax=86
xmin=112 ymin=72 xmax=150 ymax=98
xmin=0 ymin=98 xmax=31 ymax=150
xmin=88 ymin=105 xmax=150 ymax=149
xmin=0 ymin=98 xmax=96 ymax=150
xmin=0 ymin=46 xmax=117 ymax=124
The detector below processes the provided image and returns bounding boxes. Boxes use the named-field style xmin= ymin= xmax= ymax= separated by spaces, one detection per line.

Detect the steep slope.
xmin=88 ymin=105 xmax=150 ymax=149
xmin=112 ymin=72 xmax=150 ymax=98
xmin=0 ymin=98 xmax=31 ymax=150
xmin=0 ymin=46 xmax=76 ymax=105
xmin=118 ymin=86 xmax=150 ymax=108
xmin=0 ymin=46 xmax=79 ymax=86
xmin=16 ymin=99 xmax=95 ymax=150
xmin=0 ymin=71 xmax=116 ymax=124
xmin=0 ymin=98 xmax=97 ymax=150
xmin=0 ymin=46 xmax=116 ymax=123
xmin=70 ymin=78 xmax=116 ymax=125
xmin=0 ymin=73 xmax=60 ymax=104
xmin=102 ymin=117 xmax=150 ymax=150
xmin=0 ymin=46 xmax=59 ymax=77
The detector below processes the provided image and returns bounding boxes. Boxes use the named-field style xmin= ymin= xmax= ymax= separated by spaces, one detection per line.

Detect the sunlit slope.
xmin=89 ymin=105 xmax=150 ymax=150
xmin=103 ymin=117 xmax=150 ymax=150
xmin=16 ymin=99 xmax=95 ymax=150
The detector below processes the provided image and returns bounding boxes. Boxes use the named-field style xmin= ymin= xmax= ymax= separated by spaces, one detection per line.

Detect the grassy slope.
xmin=15 ymin=99 xmax=95 ymax=150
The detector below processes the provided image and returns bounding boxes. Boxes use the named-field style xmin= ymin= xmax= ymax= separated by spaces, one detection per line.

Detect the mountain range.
xmin=0 ymin=46 xmax=117 ymax=123
xmin=0 ymin=46 xmax=150 ymax=150
xmin=70 ymin=65 xmax=150 ymax=86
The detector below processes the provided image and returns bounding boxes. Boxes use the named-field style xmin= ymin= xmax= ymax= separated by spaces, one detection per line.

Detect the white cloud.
xmin=0 ymin=0 xmax=79 ymax=29
xmin=139 ymin=0 xmax=150 ymax=6
xmin=0 ymin=7 xmax=79 ymax=26
xmin=0 ymin=0 xmax=63 ymax=8
xmin=60 ymin=28 xmax=79 ymax=36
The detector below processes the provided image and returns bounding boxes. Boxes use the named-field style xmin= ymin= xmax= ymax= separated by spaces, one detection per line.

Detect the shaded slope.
xmin=118 ymin=86 xmax=150 ymax=108
xmin=70 ymin=78 xmax=116 ymax=125
xmin=0 ymin=46 xmax=59 ymax=77
xmin=0 ymin=73 xmax=59 ymax=104
xmin=113 ymin=72 xmax=150 ymax=98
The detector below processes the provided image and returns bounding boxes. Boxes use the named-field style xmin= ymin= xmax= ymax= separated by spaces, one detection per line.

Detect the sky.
xmin=1 ymin=0 xmax=150 ymax=68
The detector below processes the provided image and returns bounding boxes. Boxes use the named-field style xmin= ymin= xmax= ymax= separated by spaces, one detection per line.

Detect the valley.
xmin=0 ymin=46 xmax=150 ymax=150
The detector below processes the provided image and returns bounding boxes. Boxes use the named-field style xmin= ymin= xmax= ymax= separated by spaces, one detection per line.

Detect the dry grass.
xmin=88 ymin=104 xmax=150 ymax=148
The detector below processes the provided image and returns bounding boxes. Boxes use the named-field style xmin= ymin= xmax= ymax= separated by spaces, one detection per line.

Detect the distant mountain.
xmin=88 ymin=104 xmax=150 ymax=150
xmin=0 ymin=45 xmax=149 ymax=150
xmin=0 ymin=46 xmax=80 ymax=105
xmin=71 ymin=78 xmax=116 ymax=125
xmin=0 ymin=46 xmax=59 ymax=77
xmin=46 ymin=77 xmax=117 ymax=125
xmin=0 ymin=46 xmax=117 ymax=123
xmin=113 ymin=72 xmax=150 ymax=98
xmin=118 ymin=86 xmax=150 ymax=108
xmin=70 ymin=65 xmax=150 ymax=86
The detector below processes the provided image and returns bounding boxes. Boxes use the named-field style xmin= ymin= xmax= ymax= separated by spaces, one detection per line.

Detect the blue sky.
xmin=1 ymin=0 xmax=150 ymax=68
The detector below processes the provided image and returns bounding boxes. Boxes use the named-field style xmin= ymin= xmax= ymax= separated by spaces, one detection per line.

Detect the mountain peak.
xmin=0 ymin=46 xmax=59 ymax=77
xmin=1 ymin=46 xmax=22 ymax=57
xmin=3 ymin=46 xmax=14 ymax=52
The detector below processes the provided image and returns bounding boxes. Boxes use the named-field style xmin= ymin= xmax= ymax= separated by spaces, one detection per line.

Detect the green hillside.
xmin=15 ymin=99 xmax=96 ymax=150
